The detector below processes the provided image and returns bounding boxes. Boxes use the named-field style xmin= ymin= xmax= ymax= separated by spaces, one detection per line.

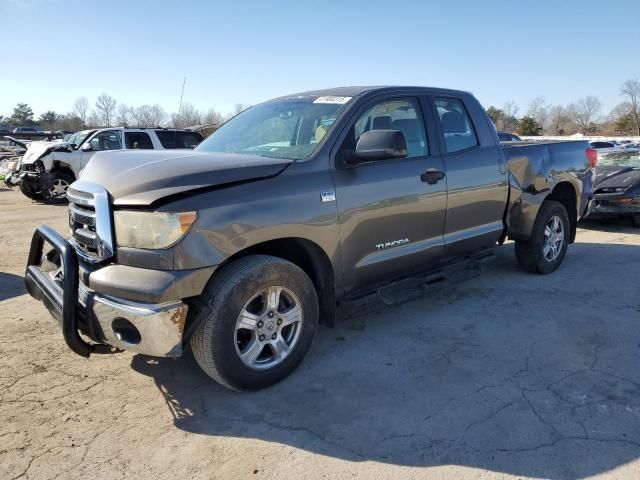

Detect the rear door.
xmin=332 ymin=94 xmax=447 ymax=294
xmin=430 ymin=95 xmax=508 ymax=256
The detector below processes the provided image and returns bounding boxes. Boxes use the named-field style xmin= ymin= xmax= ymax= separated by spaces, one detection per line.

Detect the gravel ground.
xmin=1 ymin=186 xmax=639 ymax=480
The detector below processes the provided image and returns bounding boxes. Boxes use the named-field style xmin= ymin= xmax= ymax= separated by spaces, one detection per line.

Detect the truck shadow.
xmin=0 ymin=272 xmax=26 ymax=301
xmin=131 ymin=242 xmax=640 ymax=478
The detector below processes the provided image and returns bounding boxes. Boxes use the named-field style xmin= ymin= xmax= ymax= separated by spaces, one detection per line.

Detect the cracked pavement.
xmin=1 ymin=188 xmax=639 ymax=479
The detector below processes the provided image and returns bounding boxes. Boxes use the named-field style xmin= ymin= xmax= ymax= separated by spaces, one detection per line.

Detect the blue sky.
xmin=1 ymin=0 xmax=638 ymax=119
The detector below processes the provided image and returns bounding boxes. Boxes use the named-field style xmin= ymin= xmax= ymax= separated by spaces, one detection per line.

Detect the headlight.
xmin=114 ymin=211 xmax=197 ymax=249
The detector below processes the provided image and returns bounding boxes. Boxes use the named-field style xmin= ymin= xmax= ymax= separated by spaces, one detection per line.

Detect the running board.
xmin=338 ymin=249 xmax=496 ymax=320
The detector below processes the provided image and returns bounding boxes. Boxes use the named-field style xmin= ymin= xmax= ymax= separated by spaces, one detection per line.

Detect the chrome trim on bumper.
xmin=92 ymin=295 xmax=188 ymax=357
xmin=67 ymin=180 xmax=115 ymax=263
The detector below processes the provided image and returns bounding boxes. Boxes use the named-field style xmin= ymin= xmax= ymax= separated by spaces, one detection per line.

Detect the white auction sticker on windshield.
xmin=313 ymin=96 xmax=352 ymax=104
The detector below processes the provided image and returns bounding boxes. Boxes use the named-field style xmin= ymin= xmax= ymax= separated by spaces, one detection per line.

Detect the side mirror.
xmin=81 ymin=143 xmax=93 ymax=152
xmin=348 ymin=129 xmax=407 ymax=164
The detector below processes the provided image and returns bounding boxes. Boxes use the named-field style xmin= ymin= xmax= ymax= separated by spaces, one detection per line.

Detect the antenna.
xmin=178 ymin=76 xmax=186 ymax=118
xmin=174 ymin=77 xmax=186 ymax=147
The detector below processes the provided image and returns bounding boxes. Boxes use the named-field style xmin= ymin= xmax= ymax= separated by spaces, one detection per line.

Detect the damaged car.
xmin=0 ymin=136 xmax=28 ymax=184
xmin=590 ymin=149 xmax=640 ymax=227
xmin=8 ymin=127 xmax=203 ymax=202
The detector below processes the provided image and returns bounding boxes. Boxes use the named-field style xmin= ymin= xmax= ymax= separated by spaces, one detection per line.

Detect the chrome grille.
xmin=67 ymin=181 xmax=114 ymax=262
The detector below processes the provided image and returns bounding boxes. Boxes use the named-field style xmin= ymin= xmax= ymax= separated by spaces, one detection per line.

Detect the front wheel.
xmin=190 ymin=255 xmax=319 ymax=391
xmin=19 ymin=183 xmax=43 ymax=201
xmin=515 ymin=200 xmax=570 ymax=274
xmin=42 ymin=171 xmax=74 ymax=203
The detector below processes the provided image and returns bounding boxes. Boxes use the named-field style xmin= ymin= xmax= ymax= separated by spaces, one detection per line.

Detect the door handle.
xmin=420 ymin=169 xmax=445 ymax=184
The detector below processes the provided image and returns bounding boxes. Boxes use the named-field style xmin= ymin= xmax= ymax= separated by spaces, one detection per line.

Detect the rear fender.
xmin=505 ymin=150 xmax=581 ymax=240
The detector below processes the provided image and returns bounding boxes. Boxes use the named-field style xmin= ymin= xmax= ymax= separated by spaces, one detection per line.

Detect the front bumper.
xmin=25 ymin=225 xmax=190 ymax=357
xmin=11 ymin=170 xmax=56 ymax=194
xmin=589 ymin=196 xmax=640 ymax=217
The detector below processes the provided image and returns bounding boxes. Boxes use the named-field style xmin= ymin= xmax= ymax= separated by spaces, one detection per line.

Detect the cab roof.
xmin=273 ymin=85 xmax=472 ymax=101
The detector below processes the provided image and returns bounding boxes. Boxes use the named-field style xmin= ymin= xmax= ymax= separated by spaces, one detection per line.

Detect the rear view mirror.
xmin=348 ymin=129 xmax=407 ymax=164
xmin=81 ymin=143 xmax=93 ymax=152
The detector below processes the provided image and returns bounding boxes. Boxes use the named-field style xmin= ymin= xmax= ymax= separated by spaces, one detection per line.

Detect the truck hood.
xmin=21 ymin=140 xmax=70 ymax=165
xmin=79 ymin=150 xmax=293 ymax=206
xmin=594 ymin=166 xmax=640 ymax=190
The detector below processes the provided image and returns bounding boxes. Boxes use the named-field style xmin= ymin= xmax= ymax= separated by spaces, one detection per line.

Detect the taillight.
xmin=586 ymin=148 xmax=598 ymax=168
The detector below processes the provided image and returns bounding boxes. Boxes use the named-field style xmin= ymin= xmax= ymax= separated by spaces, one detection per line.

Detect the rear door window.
xmin=433 ymin=98 xmax=479 ymax=153
xmin=125 ymin=132 xmax=154 ymax=149
xmin=155 ymin=130 xmax=203 ymax=149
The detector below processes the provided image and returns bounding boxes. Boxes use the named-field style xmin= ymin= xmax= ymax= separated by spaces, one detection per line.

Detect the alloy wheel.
xmin=543 ymin=215 xmax=564 ymax=261
xmin=234 ymin=286 xmax=303 ymax=370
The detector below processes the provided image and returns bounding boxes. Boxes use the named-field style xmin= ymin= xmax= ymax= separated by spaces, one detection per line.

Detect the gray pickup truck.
xmin=25 ymin=86 xmax=595 ymax=391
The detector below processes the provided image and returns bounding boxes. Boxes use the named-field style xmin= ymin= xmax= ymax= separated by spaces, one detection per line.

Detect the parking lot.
xmin=1 ymin=186 xmax=639 ymax=480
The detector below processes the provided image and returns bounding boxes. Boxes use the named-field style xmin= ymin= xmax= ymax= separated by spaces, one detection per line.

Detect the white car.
xmin=11 ymin=127 xmax=203 ymax=201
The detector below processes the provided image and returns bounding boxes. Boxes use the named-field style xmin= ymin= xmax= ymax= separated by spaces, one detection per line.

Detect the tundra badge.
xmin=321 ymin=191 xmax=336 ymax=203
xmin=376 ymin=238 xmax=410 ymax=250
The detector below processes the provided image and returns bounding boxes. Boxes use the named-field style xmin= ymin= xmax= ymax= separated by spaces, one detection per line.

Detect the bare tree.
xmin=203 ymin=107 xmax=223 ymax=125
xmin=527 ymin=97 xmax=549 ymax=131
xmin=171 ymin=102 xmax=202 ymax=128
xmin=132 ymin=105 xmax=151 ymax=127
xmin=547 ymin=105 xmax=572 ymax=135
xmin=568 ymin=96 xmax=602 ymax=135
xmin=234 ymin=103 xmax=249 ymax=115
xmin=222 ymin=103 xmax=251 ymax=123
xmin=621 ymin=79 xmax=640 ymax=136
xmin=73 ymin=97 xmax=89 ymax=126
xmin=86 ymin=110 xmax=100 ymax=128
xmin=95 ymin=94 xmax=117 ymax=127
xmin=116 ymin=104 xmax=132 ymax=126
xmin=148 ymin=104 xmax=166 ymax=126
xmin=495 ymin=101 xmax=519 ymax=132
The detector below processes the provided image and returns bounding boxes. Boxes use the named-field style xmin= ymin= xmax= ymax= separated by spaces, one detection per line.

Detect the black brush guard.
xmin=25 ymin=225 xmax=93 ymax=357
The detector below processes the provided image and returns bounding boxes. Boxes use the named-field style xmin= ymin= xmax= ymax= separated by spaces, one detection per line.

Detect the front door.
xmin=332 ymin=96 xmax=447 ymax=294
xmin=81 ymin=130 xmax=123 ymax=169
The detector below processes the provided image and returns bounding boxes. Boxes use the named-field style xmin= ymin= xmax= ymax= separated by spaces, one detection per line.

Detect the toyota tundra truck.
xmin=25 ymin=86 xmax=596 ymax=391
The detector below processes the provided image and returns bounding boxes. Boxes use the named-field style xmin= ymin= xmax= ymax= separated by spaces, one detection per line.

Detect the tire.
xmin=632 ymin=215 xmax=640 ymax=228
xmin=42 ymin=171 xmax=74 ymax=204
xmin=19 ymin=184 xmax=43 ymax=201
xmin=190 ymin=255 xmax=319 ymax=391
xmin=515 ymin=200 xmax=570 ymax=274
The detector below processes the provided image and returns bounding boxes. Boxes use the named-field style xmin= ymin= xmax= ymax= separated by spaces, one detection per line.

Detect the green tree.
xmin=39 ymin=111 xmax=61 ymax=130
xmin=486 ymin=106 xmax=504 ymax=126
xmin=614 ymin=112 xmax=637 ymax=134
xmin=516 ymin=116 xmax=542 ymax=136
xmin=10 ymin=103 xmax=35 ymax=126
xmin=486 ymin=103 xmax=519 ymax=132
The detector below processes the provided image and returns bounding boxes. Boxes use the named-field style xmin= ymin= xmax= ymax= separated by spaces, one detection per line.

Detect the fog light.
xmin=112 ymin=317 xmax=141 ymax=346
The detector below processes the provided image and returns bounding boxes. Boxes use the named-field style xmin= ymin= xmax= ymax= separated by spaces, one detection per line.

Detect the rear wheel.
xmin=42 ymin=171 xmax=74 ymax=204
xmin=190 ymin=255 xmax=319 ymax=391
xmin=515 ymin=200 xmax=570 ymax=274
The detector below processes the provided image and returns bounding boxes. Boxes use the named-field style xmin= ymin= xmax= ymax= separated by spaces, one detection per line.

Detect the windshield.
xmin=66 ymin=130 xmax=94 ymax=149
xmin=195 ymin=96 xmax=352 ymax=160
xmin=598 ymin=150 xmax=640 ymax=168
